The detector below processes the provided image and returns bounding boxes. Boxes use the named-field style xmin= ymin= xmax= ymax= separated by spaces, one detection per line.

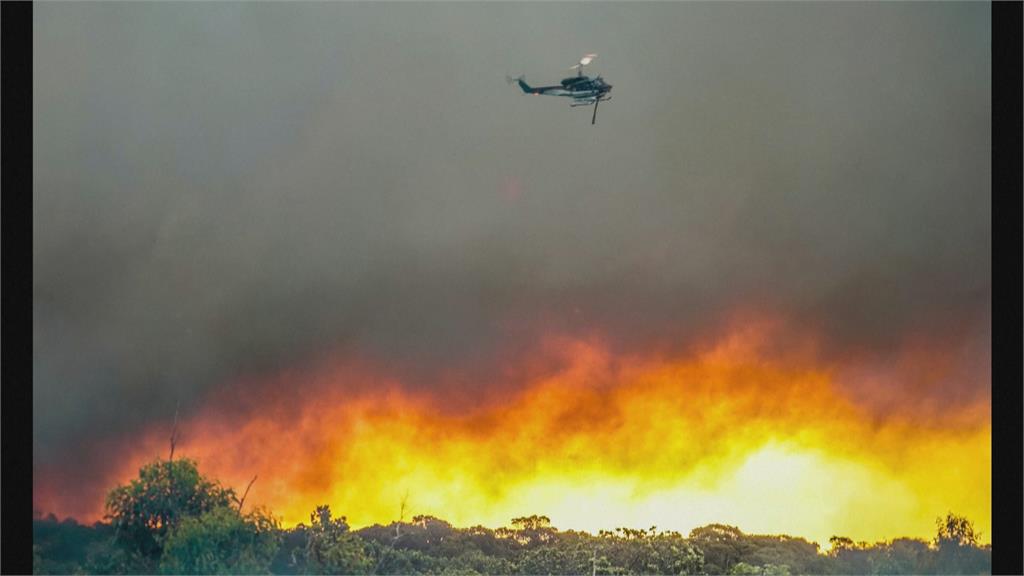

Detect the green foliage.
xmin=35 ymin=480 xmax=994 ymax=576
xmin=371 ymin=545 xmax=445 ymax=575
xmin=728 ymin=562 xmax=791 ymax=576
xmin=364 ymin=516 xmax=520 ymax=576
xmin=269 ymin=524 xmax=311 ymax=574
xmin=867 ymin=538 xmax=930 ymax=575
xmin=592 ymin=527 xmax=704 ymax=575
xmin=82 ymin=538 xmax=147 ymax=575
xmin=730 ymin=562 xmax=764 ymax=575
xmin=826 ymin=537 xmax=873 ymax=575
xmin=359 ymin=521 xmax=522 ymax=563
xmin=744 ymin=535 xmax=822 ymax=575
xmin=823 ymin=518 xmax=992 ymax=576
xmin=158 ymin=506 xmax=280 ymax=574
xmin=304 ymin=505 xmax=374 ymax=575
xmin=515 ymin=538 xmax=592 ymax=575
xmin=105 ymin=458 xmax=236 ymax=560
xmin=689 ymin=524 xmax=751 ymax=574
xmin=444 ymin=548 xmax=516 ymax=575
xmin=32 ymin=515 xmax=117 ymax=575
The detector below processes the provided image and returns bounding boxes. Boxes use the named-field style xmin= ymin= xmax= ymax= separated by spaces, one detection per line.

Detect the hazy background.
xmin=34 ymin=2 xmax=990 ymax=493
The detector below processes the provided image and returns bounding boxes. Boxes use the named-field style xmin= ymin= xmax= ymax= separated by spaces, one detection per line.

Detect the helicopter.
xmin=507 ymin=54 xmax=612 ymax=125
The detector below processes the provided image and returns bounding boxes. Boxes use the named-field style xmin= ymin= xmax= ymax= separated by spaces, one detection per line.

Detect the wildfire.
xmin=35 ymin=319 xmax=990 ymax=547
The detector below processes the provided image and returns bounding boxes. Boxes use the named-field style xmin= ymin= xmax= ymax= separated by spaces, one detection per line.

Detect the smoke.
xmin=34 ymin=2 xmax=989 ymax=503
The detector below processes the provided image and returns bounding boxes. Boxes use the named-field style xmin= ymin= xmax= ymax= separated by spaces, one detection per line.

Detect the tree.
xmin=446 ymin=525 xmax=520 ymax=561
xmin=828 ymin=536 xmax=854 ymax=552
xmin=515 ymin=540 xmax=592 ymax=575
xmin=32 ymin=515 xmax=113 ymax=574
xmin=745 ymin=534 xmax=824 ymax=575
xmin=935 ymin=513 xmax=978 ymax=548
xmin=158 ymin=506 xmax=280 ymax=574
xmin=369 ymin=545 xmax=444 ymax=575
xmin=593 ymin=527 xmax=703 ymax=575
xmin=499 ymin=515 xmax=557 ymax=547
xmin=689 ymin=524 xmax=750 ymax=574
xmin=82 ymin=538 xmax=140 ymax=575
xmin=869 ymin=538 xmax=931 ymax=575
xmin=105 ymin=458 xmax=236 ymax=562
xmin=933 ymin=514 xmax=989 ymax=575
xmin=304 ymin=505 xmax=374 ymax=575
xmin=729 ymin=562 xmax=763 ymax=575
xmin=270 ymin=524 xmax=311 ymax=575
xmin=443 ymin=548 xmax=516 ymax=575
xmin=408 ymin=515 xmax=456 ymax=552
xmin=827 ymin=536 xmax=872 ymax=575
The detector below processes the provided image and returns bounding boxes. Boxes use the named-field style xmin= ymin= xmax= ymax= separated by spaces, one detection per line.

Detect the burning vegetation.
xmin=33 ymin=457 xmax=991 ymax=575
xmin=33 ymin=322 xmax=991 ymax=575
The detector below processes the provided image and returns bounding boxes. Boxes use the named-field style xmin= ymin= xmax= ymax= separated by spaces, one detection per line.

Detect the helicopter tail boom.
xmin=516 ymin=78 xmax=538 ymax=94
xmin=506 ymin=75 xmax=537 ymax=94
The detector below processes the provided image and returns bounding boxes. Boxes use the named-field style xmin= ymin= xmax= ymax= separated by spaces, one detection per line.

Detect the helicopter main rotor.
xmin=569 ymin=53 xmax=598 ymax=77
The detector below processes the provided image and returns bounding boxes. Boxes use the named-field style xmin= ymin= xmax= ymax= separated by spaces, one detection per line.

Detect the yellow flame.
xmin=39 ymin=325 xmax=990 ymax=547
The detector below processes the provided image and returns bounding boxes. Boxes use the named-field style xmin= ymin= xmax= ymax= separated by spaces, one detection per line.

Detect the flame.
xmin=35 ymin=320 xmax=990 ymax=547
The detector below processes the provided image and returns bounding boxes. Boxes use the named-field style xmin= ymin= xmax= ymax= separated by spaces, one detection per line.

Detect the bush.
xmin=304 ymin=505 xmax=374 ymax=575
xmin=105 ymin=458 xmax=236 ymax=561
xmin=159 ymin=506 xmax=280 ymax=574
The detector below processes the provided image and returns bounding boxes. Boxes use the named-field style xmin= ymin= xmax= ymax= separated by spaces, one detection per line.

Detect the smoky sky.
xmin=34 ymin=2 xmax=990 ymax=470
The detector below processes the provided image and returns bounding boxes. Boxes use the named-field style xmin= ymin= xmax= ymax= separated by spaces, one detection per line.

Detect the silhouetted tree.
xmin=933 ymin=513 xmax=989 ymax=575
xmin=32 ymin=516 xmax=115 ymax=574
xmin=689 ymin=524 xmax=750 ymax=574
xmin=746 ymin=534 xmax=823 ymax=574
xmin=869 ymin=538 xmax=931 ymax=575
xmin=499 ymin=515 xmax=557 ymax=547
xmin=590 ymin=527 xmax=703 ymax=575
xmin=304 ymin=505 xmax=373 ymax=575
xmin=827 ymin=536 xmax=872 ymax=575
xmin=105 ymin=458 xmax=236 ymax=563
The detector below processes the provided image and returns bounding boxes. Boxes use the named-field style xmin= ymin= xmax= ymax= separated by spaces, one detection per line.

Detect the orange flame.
xmin=35 ymin=319 xmax=990 ymax=547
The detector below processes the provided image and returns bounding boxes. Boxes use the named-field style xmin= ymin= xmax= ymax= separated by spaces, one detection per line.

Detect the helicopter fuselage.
xmin=515 ymin=75 xmax=612 ymax=103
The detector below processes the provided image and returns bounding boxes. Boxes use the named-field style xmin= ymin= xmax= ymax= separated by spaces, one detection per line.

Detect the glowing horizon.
xmin=33 ymin=320 xmax=990 ymax=549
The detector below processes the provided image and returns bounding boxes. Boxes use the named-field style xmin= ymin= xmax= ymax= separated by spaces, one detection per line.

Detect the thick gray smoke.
xmin=34 ymin=3 xmax=989 ymax=475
